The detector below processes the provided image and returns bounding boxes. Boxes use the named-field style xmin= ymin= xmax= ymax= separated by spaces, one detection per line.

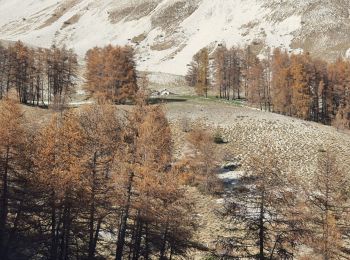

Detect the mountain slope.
xmin=0 ymin=0 xmax=349 ymax=75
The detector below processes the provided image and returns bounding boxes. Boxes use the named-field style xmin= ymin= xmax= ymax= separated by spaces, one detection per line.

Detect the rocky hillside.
xmin=0 ymin=0 xmax=350 ymax=75
xmin=163 ymin=96 xmax=350 ymax=258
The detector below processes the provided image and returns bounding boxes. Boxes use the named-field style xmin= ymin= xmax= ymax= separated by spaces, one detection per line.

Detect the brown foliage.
xmin=186 ymin=48 xmax=210 ymax=97
xmin=184 ymin=125 xmax=222 ymax=194
xmin=213 ymin=46 xmax=242 ymax=100
xmin=302 ymin=150 xmax=350 ymax=259
xmin=206 ymin=45 xmax=350 ymax=127
xmin=219 ymin=144 xmax=307 ymax=259
xmin=0 ymin=99 xmax=31 ymax=258
xmin=85 ymin=45 xmax=138 ymax=104
xmin=0 ymin=41 xmax=78 ymax=108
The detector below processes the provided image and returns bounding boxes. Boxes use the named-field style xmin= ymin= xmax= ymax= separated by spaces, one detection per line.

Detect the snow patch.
xmin=218 ymin=171 xmax=244 ymax=186
xmin=0 ymin=0 xmax=303 ymax=75
xmin=346 ymin=48 xmax=350 ymax=58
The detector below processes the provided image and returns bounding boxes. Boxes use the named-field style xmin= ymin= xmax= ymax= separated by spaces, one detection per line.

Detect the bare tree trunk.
xmin=323 ymin=181 xmax=330 ymax=260
xmin=50 ymin=192 xmax=58 ymax=260
xmin=269 ymin=234 xmax=280 ymax=260
xmin=59 ymin=195 xmax=71 ymax=260
xmin=132 ymin=216 xmax=142 ymax=260
xmin=159 ymin=224 xmax=169 ymax=260
xmin=0 ymin=146 xmax=10 ymax=259
xmin=259 ymin=192 xmax=265 ymax=260
xmin=88 ymin=153 xmax=97 ymax=260
xmin=93 ymin=218 xmax=102 ymax=255
xmin=144 ymin=223 xmax=150 ymax=260
xmin=5 ymin=199 xmax=23 ymax=258
xmin=115 ymin=171 xmax=134 ymax=260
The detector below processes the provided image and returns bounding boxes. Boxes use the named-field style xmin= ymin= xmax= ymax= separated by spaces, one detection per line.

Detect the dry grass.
xmin=109 ymin=1 xmax=158 ymax=24
xmin=38 ymin=0 xmax=81 ymax=29
xmin=166 ymin=98 xmax=350 ymax=182
xmin=61 ymin=14 xmax=81 ymax=30
xmin=165 ymin=97 xmax=350 ymax=258
xmin=151 ymin=1 xmax=199 ymax=31
xmin=125 ymin=1 xmax=158 ymax=22
xmin=150 ymin=39 xmax=175 ymax=51
xmin=108 ymin=7 xmax=134 ymax=24
xmin=131 ymin=33 xmax=147 ymax=44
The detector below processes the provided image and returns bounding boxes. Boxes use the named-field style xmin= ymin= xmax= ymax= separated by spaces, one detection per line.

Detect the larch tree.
xmin=312 ymin=59 xmax=331 ymax=123
xmin=328 ymin=59 xmax=350 ymax=110
xmin=85 ymin=47 xmax=105 ymax=99
xmin=290 ymin=54 xmax=312 ymax=120
xmin=185 ymin=51 xmax=200 ymax=88
xmin=328 ymin=59 xmax=350 ymax=128
xmin=0 ymin=44 xmax=7 ymax=98
xmin=85 ymin=45 xmax=138 ymax=104
xmin=271 ymin=48 xmax=292 ymax=115
xmin=213 ymin=46 xmax=242 ymax=100
xmin=113 ymin=94 xmax=195 ymax=259
xmin=213 ymin=45 xmax=227 ymax=98
xmin=12 ymin=41 xmax=31 ymax=104
xmin=0 ymin=99 xmax=28 ymax=259
xmin=185 ymin=48 xmax=210 ymax=97
xmin=113 ymin=96 xmax=166 ymax=259
xmin=219 ymin=144 xmax=306 ymax=259
xmin=303 ymin=149 xmax=350 ymax=259
xmin=77 ymin=104 xmax=121 ymax=259
xmin=261 ymin=56 xmax=272 ymax=111
xmin=226 ymin=47 xmax=242 ymax=100
xmin=131 ymin=104 xmax=181 ymax=259
xmin=246 ymin=57 xmax=267 ymax=110
xmin=46 ymin=45 xmax=78 ymax=109
xmin=113 ymin=96 xmax=146 ymax=260
xmin=109 ymin=46 xmax=138 ymax=103
xmin=186 ymin=125 xmax=220 ymax=194
xmin=34 ymin=111 xmax=86 ymax=260
xmin=241 ymin=45 xmax=255 ymax=98
xmin=196 ymin=45 xmax=350 ymax=128
xmin=0 ymin=41 xmax=78 ymax=109
xmin=195 ymin=48 xmax=210 ymax=97
xmin=333 ymin=104 xmax=350 ymax=130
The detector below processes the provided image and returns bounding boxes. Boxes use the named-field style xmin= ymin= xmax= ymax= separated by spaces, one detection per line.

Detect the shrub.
xmin=213 ymin=130 xmax=225 ymax=144
xmin=180 ymin=117 xmax=191 ymax=132
xmin=202 ymin=254 xmax=221 ymax=260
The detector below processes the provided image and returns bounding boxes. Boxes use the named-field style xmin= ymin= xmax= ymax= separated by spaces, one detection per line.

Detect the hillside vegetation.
xmin=0 ymin=38 xmax=350 ymax=259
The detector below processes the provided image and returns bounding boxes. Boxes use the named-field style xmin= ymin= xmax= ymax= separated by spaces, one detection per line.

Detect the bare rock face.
xmin=265 ymin=0 xmax=350 ymax=60
xmin=0 ymin=0 xmax=349 ymax=75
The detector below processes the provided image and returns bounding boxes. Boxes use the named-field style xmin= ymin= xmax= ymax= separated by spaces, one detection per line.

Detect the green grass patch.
xmin=171 ymin=94 xmax=245 ymax=106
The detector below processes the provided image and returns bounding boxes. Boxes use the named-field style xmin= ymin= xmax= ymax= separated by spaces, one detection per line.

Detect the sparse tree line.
xmin=0 ymin=42 xmax=139 ymax=108
xmin=0 ymin=41 xmax=78 ymax=108
xmin=187 ymin=46 xmax=350 ymax=129
xmin=0 ymin=97 xmax=197 ymax=260
xmin=215 ymin=146 xmax=350 ymax=259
